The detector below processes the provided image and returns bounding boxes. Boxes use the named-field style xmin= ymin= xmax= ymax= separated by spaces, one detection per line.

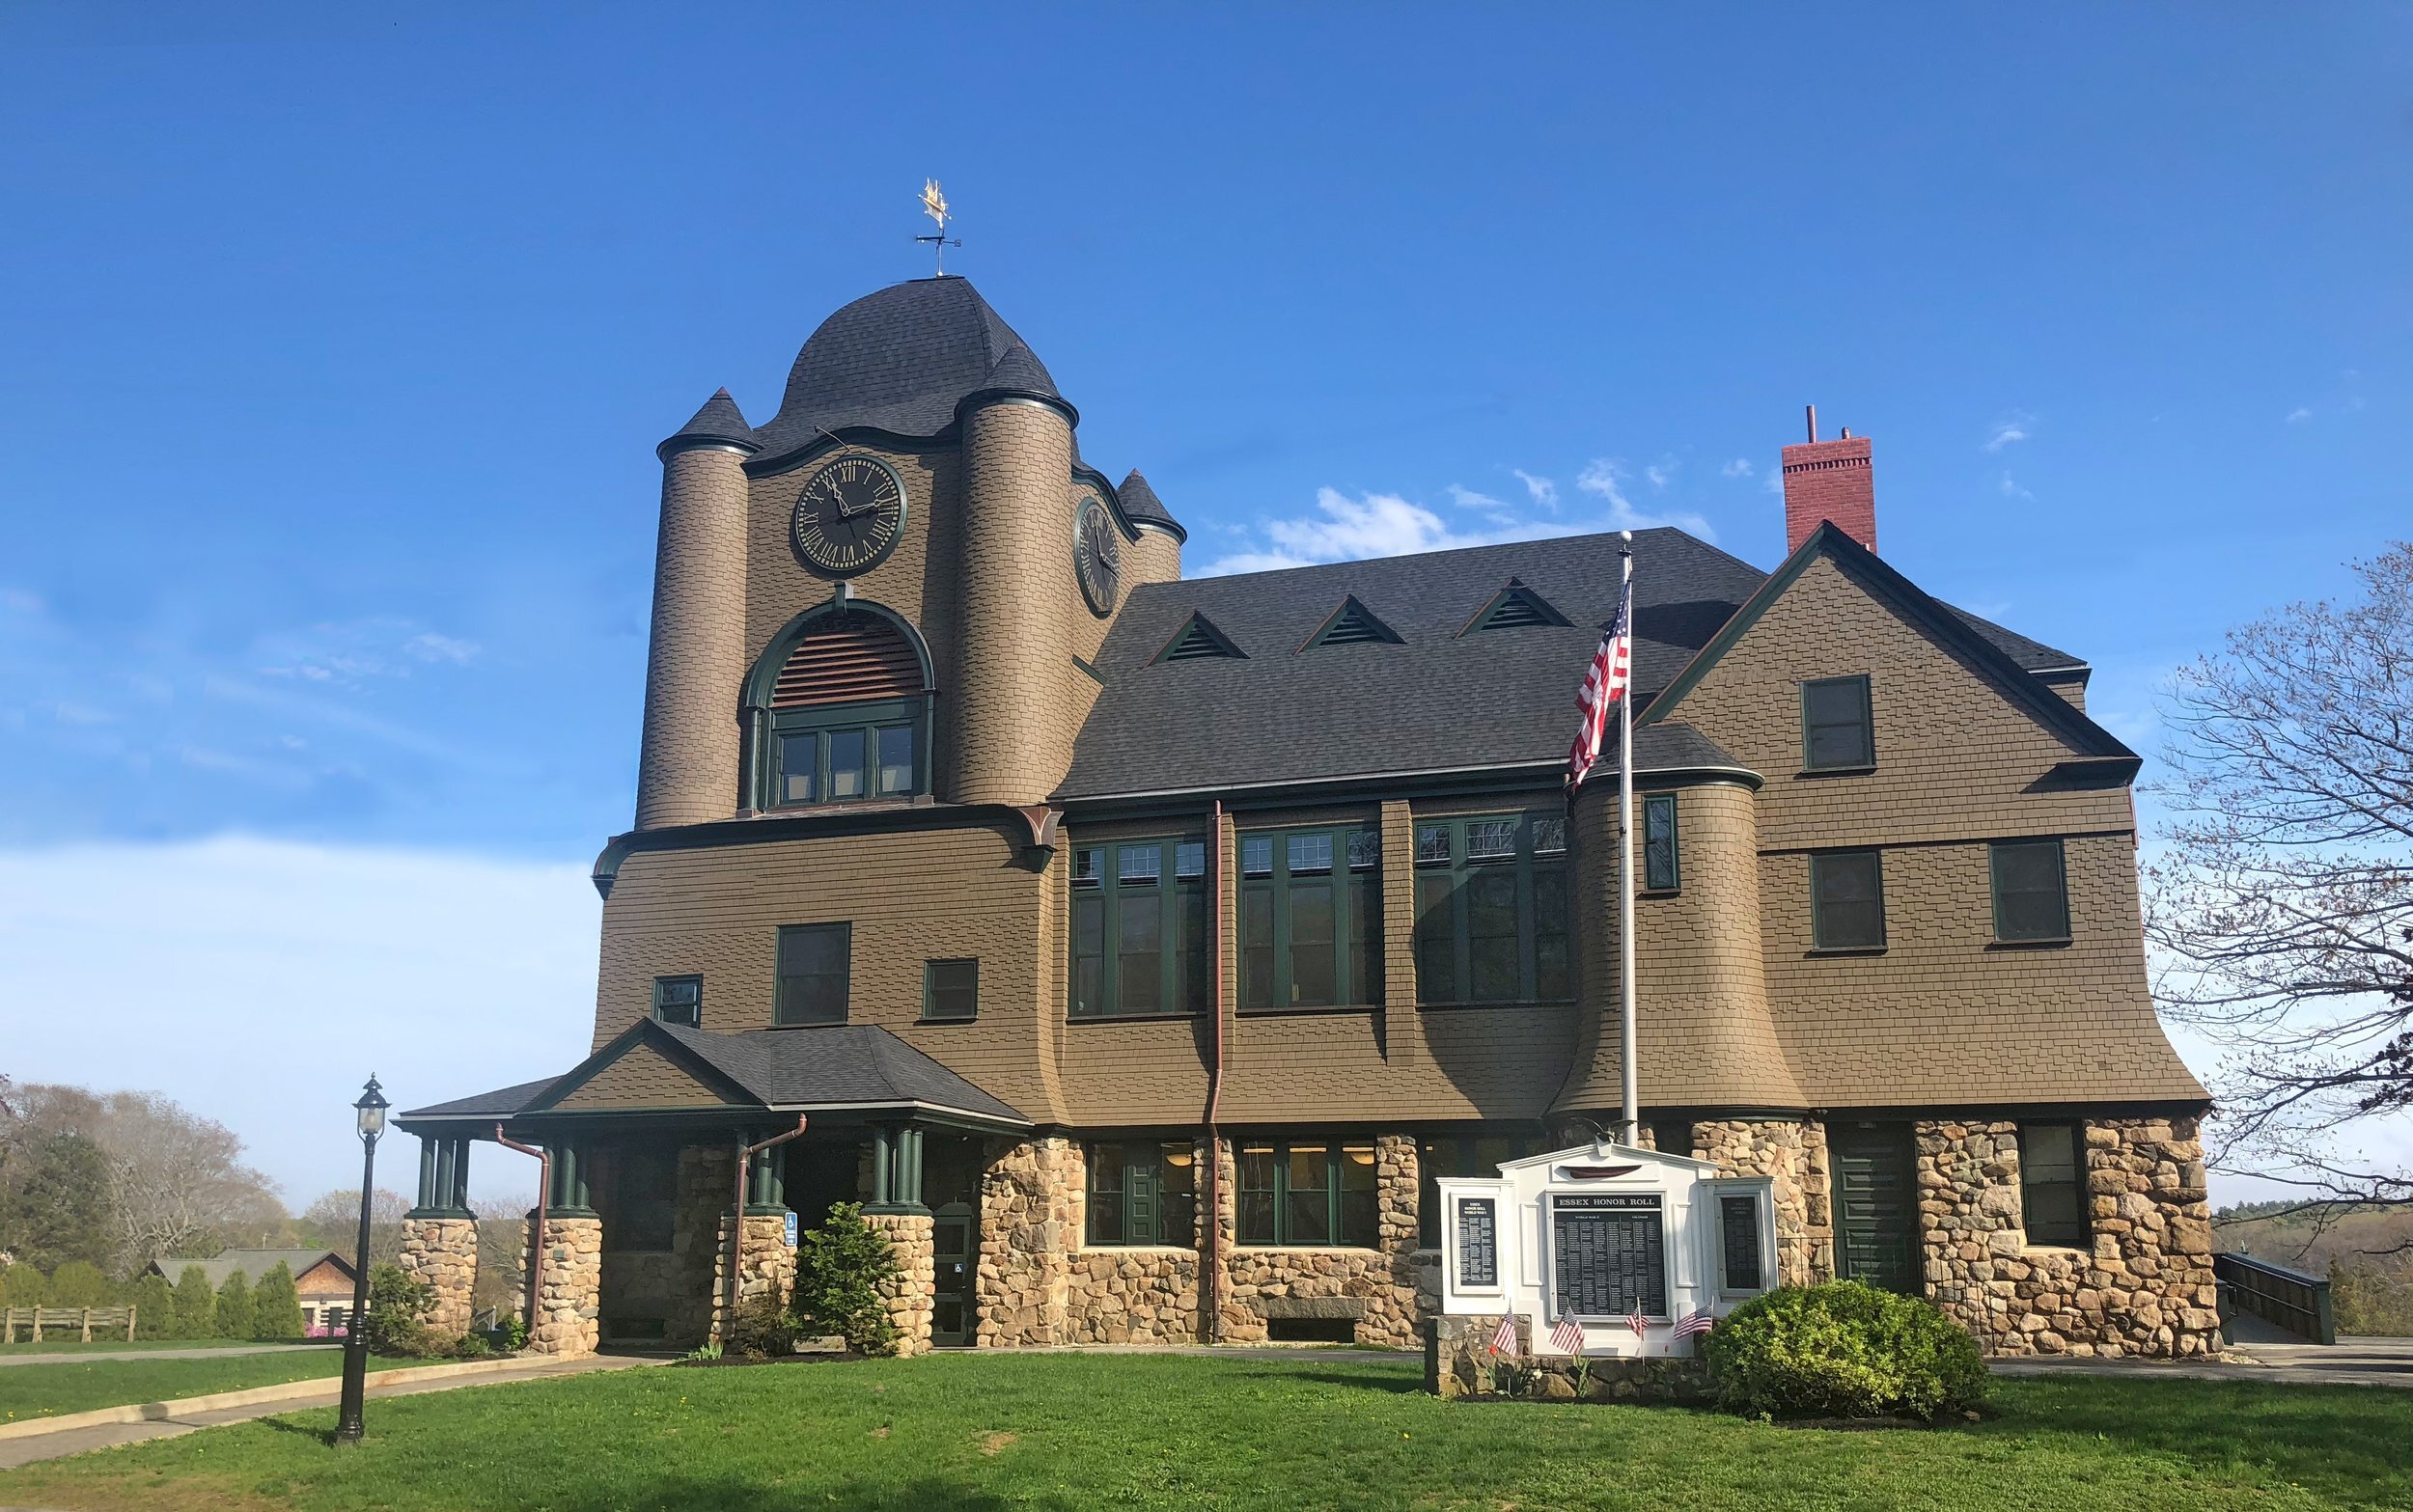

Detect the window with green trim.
xmin=1801 ymin=674 xmax=1874 ymax=770
xmin=1418 ymin=1131 xmax=1539 ymax=1247
xmin=1809 ymin=850 xmax=1885 ymax=950
xmin=1991 ymin=838 xmax=2071 ymax=942
xmin=1071 ymin=838 xmax=1210 ymax=1017
xmin=775 ymin=922 xmax=850 ymax=1025
xmin=2018 ymin=1122 xmax=2089 ymax=1248
xmin=1238 ymin=827 xmax=1381 ymax=1009
xmin=923 ymin=959 xmax=978 ymax=1021
xmin=652 ymin=975 xmax=701 ymax=1028
xmin=1086 ymin=1141 xmax=1198 ymax=1247
xmin=1237 ymin=1141 xmax=1379 ymax=1247
xmin=1643 ymin=793 xmax=1679 ymax=892
xmin=1412 ymin=812 xmax=1571 ymax=1004
xmin=770 ymin=701 xmax=921 ymax=807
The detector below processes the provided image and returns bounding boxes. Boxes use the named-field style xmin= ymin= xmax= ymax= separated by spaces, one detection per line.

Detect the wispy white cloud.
xmin=1644 ymin=456 xmax=1678 ymax=490
xmin=1998 ymin=472 xmax=2034 ymax=501
xmin=1983 ymin=412 xmax=2034 ymax=453
xmin=1576 ymin=458 xmax=1716 ymax=537
xmin=1721 ymin=458 xmax=1754 ymax=480
xmin=1512 ymin=469 xmax=1559 ymax=509
xmin=2285 ymin=406 xmax=2314 ymax=425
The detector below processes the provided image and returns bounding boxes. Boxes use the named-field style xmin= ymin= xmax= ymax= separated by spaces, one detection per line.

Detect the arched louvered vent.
xmin=770 ymin=614 xmax=925 ymax=709
xmin=1463 ymin=579 xmax=1573 ymax=634
xmin=1153 ymin=612 xmax=1246 ymax=665
xmin=1303 ymin=595 xmax=1401 ymax=650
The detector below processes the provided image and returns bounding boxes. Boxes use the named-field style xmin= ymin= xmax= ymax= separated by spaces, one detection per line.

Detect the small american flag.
xmin=1567 ymin=574 xmax=1634 ymax=788
xmin=1673 ymin=1307 xmax=1716 ymax=1340
xmin=1625 ymin=1310 xmax=1650 ymax=1340
xmin=1549 ymin=1316 xmax=1586 ymax=1355
xmin=1488 ymin=1314 xmax=1519 ymax=1357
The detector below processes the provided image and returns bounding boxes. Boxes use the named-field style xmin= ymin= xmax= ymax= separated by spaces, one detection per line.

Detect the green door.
xmin=1832 ymin=1125 xmax=1920 ymax=1295
xmin=930 ymin=1200 xmax=977 ymax=1347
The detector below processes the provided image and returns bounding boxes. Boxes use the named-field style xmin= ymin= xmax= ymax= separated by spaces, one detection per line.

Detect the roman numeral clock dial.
xmin=1074 ymin=496 xmax=1121 ymax=617
xmin=790 ymin=454 xmax=907 ymax=578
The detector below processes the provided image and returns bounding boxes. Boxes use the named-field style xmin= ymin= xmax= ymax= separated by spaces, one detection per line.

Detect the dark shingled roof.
xmin=749 ymin=278 xmax=1059 ymax=462
xmin=399 ymin=1076 xmax=561 ymax=1122
xmin=652 ymin=1024 xmax=1029 ymax=1124
xmin=1116 ymin=469 xmax=1184 ymax=539
xmin=656 ymin=387 xmax=758 ymax=459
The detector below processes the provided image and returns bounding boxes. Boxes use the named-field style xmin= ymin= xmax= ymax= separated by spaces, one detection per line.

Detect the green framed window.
xmin=1809 ymin=849 xmax=1885 ymax=950
xmin=1239 ymin=826 xmax=1382 ymax=1010
xmin=2019 ymin=1122 xmax=2089 ymax=1248
xmin=1418 ymin=1131 xmax=1539 ymax=1247
xmin=1801 ymin=674 xmax=1874 ymax=770
xmin=775 ymin=922 xmax=850 ymax=1025
xmin=767 ymin=697 xmax=923 ymax=808
xmin=652 ymin=975 xmax=701 ymax=1028
xmin=1412 ymin=812 xmax=1571 ymax=1004
xmin=1237 ymin=1140 xmax=1379 ymax=1247
xmin=1071 ymin=838 xmax=1210 ymax=1017
xmin=1086 ymin=1141 xmax=1198 ymax=1248
xmin=923 ymin=959 xmax=979 ymax=1021
xmin=1991 ymin=838 xmax=2071 ymax=942
xmin=1643 ymin=792 xmax=1679 ymax=892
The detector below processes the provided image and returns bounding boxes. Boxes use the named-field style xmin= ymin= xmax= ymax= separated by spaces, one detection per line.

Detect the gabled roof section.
xmin=523 ymin=1020 xmax=756 ymax=1114
xmin=1152 ymin=611 xmax=1247 ymax=665
xmin=1461 ymin=578 xmax=1574 ymax=634
xmin=1301 ymin=595 xmax=1402 ymax=650
xmin=150 ymin=1250 xmax=354 ymax=1289
xmin=1640 ymin=521 xmax=2137 ymax=767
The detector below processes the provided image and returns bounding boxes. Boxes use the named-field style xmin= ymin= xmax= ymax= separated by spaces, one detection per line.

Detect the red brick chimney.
xmin=1782 ymin=404 xmax=1875 ymax=554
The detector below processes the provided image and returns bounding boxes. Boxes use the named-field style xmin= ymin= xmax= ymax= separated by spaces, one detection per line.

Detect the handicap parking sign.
xmin=784 ymin=1211 xmax=799 ymax=1248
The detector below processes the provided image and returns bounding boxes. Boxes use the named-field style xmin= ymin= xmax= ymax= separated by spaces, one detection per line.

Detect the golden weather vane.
xmin=916 ymin=179 xmax=960 ymax=276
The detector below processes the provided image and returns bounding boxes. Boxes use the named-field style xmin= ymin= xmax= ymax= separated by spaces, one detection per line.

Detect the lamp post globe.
xmin=335 ymin=1074 xmax=388 ymax=1445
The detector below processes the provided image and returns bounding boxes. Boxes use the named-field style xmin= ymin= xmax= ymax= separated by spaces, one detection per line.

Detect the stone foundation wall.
xmin=1425 ymin=1314 xmax=1706 ymax=1403
xmin=977 ymin=1136 xmax=1080 ymax=1345
xmin=868 ymin=1211 xmax=936 ymax=1356
xmin=1690 ymin=1118 xmax=1834 ymax=1286
xmin=708 ymin=1213 xmax=796 ymax=1342
xmin=1920 ymin=1116 xmax=2217 ymax=1359
xmin=529 ymin=1215 xmax=601 ymax=1357
xmin=1217 ymin=1133 xmax=1423 ymax=1349
xmin=395 ymin=1216 xmax=478 ymax=1337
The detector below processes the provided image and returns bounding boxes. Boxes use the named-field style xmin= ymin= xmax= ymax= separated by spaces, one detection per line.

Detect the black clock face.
xmin=790 ymin=454 xmax=907 ymax=577
xmin=1074 ymin=497 xmax=1121 ymax=616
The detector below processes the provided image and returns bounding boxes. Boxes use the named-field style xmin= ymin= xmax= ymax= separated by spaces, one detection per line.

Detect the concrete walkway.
xmin=0 ymin=1344 xmax=334 ymax=1369
xmin=0 ymin=1352 xmax=662 ymax=1470
xmin=1994 ymin=1333 xmax=2413 ymax=1389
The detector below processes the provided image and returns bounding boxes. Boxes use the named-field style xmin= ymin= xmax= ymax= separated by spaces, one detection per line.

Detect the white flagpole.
xmin=1617 ymin=537 xmax=1639 ymax=1148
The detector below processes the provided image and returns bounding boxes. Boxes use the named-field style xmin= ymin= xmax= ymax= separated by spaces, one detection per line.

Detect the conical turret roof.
xmin=1116 ymin=470 xmax=1184 ymax=540
xmin=656 ymin=388 xmax=759 ymax=459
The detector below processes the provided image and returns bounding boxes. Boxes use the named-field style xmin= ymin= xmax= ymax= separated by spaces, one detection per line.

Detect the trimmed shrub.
xmin=788 ymin=1202 xmax=900 ymax=1356
xmin=130 ymin=1273 xmax=176 ymax=1337
xmin=170 ymin=1265 xmax=216 ymax=1339
xmin=361 ymin=1263 xmax=440 ymax=1358
xmin=213 ymin=1271 xmax=256 ymax=1340
xmin=45 ymin=1260 xmax=115 ymax=1308
xmin=0 ymin=1265 xmax=46 ymax=1308
xmin=1705 ymin=1281 xmax=1988 ymax=1422
xmin=252 ymin=1261 xmax=307 ymax=1340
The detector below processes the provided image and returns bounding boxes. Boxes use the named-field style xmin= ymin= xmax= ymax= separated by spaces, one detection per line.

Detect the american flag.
xmin=1625 ymin=1310 xmax=1650 ymax=1340
xmin=1673 ymin=1307 xmax=1716 ymax=1340
xmin=1549 ymin=1316 xmax=1586 ymax=1355
xmin=1567 ymin=574 xmax=1634 ymax=788
xmin=1488 ymin=1314 xmax=1519 ymax=1357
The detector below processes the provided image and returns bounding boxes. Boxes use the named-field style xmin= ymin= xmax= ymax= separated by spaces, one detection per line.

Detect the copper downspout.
xmin=492 ymin=1125 xmax=547 ymax=1339
xmin=1201 ymin=800 xmax=1229 ymax=1343
xmin=724 ymin=1115 xmax=812 ymax=1341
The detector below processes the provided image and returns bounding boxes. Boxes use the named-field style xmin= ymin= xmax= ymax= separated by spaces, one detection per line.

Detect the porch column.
xmin=866 ymin=1122 xmax=934 ymax=1356
xmin=399 ymin=1132 xmax=479 ymax=1338
xmin=531 ymin=1140 xmax=600 ymax=1357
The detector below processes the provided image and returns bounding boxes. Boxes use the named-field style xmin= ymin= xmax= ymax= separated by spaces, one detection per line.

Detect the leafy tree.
xmin=251 ymin=1261 xmax=306 ymax=1339
xmin=0 ymin=1264 xmax=45 ymax=1308
xmin=44 ymin=1259 xmax=114 ymax=1308
xmin=129 ymin=1272 xmax=175 ymax=1338
xmin=213 ymin=1270 xmax=255 ymax=1340
xmin=170 ymin=1264 xmax=215 ymax=1339
xmin=87 ymin=1090 xmax=284 ymax=1271
xmin=1 ymin=1132 xmax=115 ymax=1272
xmin=301 ymin=1188 xmax=411 ymax=1270
xmin=2149 ymin=540 xmax=2413 ymax=1209
xmin=787 ymin=1202 xmax=901 ymax=1356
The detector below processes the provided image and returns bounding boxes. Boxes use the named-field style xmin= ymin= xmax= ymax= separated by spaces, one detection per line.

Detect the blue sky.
xmin=2 ymin=4 xmax=2407 ymax=1203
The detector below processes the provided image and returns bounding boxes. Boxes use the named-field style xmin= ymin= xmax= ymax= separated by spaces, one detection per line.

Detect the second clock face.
xmin=790 ymin=454 xmax=907 ymax=577
xmin=1074 ymin=496 xmax=1122 ymax=617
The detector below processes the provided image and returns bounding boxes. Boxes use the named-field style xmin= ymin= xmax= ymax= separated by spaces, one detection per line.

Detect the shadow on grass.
xmin=526 ymin=1473 xmax=1012 ymax=1512
xmin=1232 ymin=1366 xmax=1426 ymax=1394
xmin=1983 ymin=1377 xmax=2413 ymax=1507
xmin=252 ymin=1415 xmax=337 ymax=1447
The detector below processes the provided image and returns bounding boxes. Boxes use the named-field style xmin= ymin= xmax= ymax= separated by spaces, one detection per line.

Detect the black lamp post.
xmin=334 ymin=1074 xmax=388 ymax=1445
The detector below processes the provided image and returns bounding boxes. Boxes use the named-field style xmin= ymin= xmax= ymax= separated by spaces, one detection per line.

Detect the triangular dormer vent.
xmin=1302 ymin=595 xmax=1402 ymax=650
xmin=1152 ymin=612 xmax=1247 ymax=665
xmin=1462 ymin=579 xmax=1572 ymax=634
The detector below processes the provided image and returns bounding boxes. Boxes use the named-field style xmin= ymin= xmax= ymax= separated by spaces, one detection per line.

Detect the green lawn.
xmin=0 ymin=1353 xmax=2404 ymax=1511
xmin=0 ymin=1353 xmax=409 ymax=1421
xmin=0 ymin=1337 xmax=325 ymax=1357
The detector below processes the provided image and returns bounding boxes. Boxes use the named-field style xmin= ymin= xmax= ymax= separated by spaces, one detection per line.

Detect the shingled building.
xmin=398 ymin=275 xmax=2215 ymax=1361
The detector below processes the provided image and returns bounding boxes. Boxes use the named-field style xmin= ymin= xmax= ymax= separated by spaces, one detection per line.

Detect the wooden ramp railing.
xmin=2213 ymin=1252 xmax=2336 ymax=1345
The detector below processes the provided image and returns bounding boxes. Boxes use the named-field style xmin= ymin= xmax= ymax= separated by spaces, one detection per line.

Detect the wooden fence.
xmin=1 ymin=1306 xmax=138 ymax=1343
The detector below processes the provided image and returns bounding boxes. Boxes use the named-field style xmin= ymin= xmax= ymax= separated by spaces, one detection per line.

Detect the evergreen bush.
xmin=130 ymin=1272 xmax=176 ymax=1337
xmin=45 ymin=1260 xmax=114 ymax=1308
xmin=1705 ymin=1281 xmax=1988 ymax=1422
xmin=788 ymin=1202 xmax=901 ymax=1356
xmin=252 ymin=1261 xmax=307 ymax=1339
xmin=170 ymin=1265 xmax=216 ymax=1338
xmin=213 ymin=1270 xmax=256 ymax=1340
xmin=362 ymin=1263 xmax=439 ymax=1357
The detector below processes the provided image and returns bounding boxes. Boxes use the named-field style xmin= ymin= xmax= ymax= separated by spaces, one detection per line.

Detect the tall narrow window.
xmin=775 ymin=922 xmax=850 ymax=1025
xmin=2019 ymin=1122 xmax=2090 ymax=1248
xmin=1086 ymin=1142 xmax=1199 ymax=1248
xmin=1991 ymin=838 xmax=2071 ymax=942
xmin=1809 ymin=850 xmax=1885 ymax=950
xmin=1069 ymin=838 xmax=1208 ymax=1018
xmin=1237 ymin=826 xmax=1380 ymax=1009
xmin=1413 ymin=812 xmax=1573 ymax=1004
xmin=1801 ymin=674 xmax=1874 ymax=770
xmin=1643 ymin=793 xmax=1679 ymax=892
xmin=1237 ymin=1141 xmax=1378 ymax=1247
xmin=652 ymin=976 xmax=702 ymax=1028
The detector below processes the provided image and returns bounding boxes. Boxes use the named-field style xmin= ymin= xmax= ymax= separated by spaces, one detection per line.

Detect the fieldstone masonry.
xmin=395 ymin=1215 xmax=478 ymax=1337
xmin=1426 ymin=1314 xmax=1705 ymax=1402
xmin=868 ymin=1211 xmax=936 ymax=1356
xmin=710 ymin=1212 xmax=797 ymax=1341
xmin=1689 ymin=1118 xmax=1834 ymax=1286
xmin=977 ymin=1136 xmax=1082 ymax=1345
xmin=530 ymin=1215 xmax=601 ymax=1356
